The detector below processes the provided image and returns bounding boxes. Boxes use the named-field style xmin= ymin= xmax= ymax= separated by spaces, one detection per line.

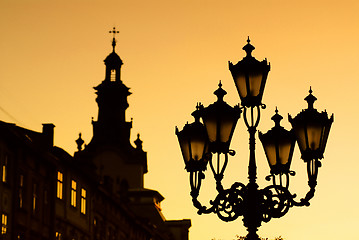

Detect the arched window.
xmin=110 ymin=69 xmax=116 ymax=81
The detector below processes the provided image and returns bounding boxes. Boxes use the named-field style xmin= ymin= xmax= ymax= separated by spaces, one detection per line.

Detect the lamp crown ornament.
xmin=243 ymin=36 xmax=255 ymax=57
xmin=304 ymin=86 xmax=317 ymax=109
xmin=176 ymin=38 xmax=333 ymax=240
xmin=214 ymin=81 xmax=227 ymax=101
xmin=271 ymin=107 xmax=283 ymax=127
xmin=191 ymin=102 xmax=203 ymax=121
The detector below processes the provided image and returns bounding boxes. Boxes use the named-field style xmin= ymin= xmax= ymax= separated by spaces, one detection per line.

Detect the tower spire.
xmin=109 ymin=27 xmax=119 ymax=52
xmin=89 ymin=28 xmax=130 ymax=147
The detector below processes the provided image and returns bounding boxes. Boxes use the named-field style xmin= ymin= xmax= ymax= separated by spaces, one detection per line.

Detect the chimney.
xmin=42 ymin=123 xmax=55 ymax=147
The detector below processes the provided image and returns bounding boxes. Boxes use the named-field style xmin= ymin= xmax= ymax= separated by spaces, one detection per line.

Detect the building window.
xmin=81 ymin=188 xmax=86 ymax=214
xmin=71 ymin=180 xmax=77 ymax=207
xmin=110 ymin=69 xmax=116 ymax=81
xmin=32 ymin=183 xmax=37 ymax=214
xmin=1 ymin=214 xmax=7 ymax=235
xmin=55 ymin=231 xmax=62 ymax=240
xmin=57 ymin=171 xmax=63 ymax=199
xmin=2 ymin=155 xmax=8 ymax=183
xmin=19 ymin=174 xmax=24 ymax=208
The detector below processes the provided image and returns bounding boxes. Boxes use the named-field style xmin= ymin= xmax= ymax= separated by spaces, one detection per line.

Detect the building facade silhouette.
xmin=0 ymin=35 xmax=191 ymax=240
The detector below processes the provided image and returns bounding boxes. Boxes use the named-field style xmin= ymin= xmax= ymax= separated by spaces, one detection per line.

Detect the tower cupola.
xmin=104 ymin=27 xmax=123 ymax=82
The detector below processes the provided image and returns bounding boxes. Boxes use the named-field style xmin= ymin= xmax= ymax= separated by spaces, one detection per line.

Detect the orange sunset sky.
xmin=1 ymin=0 xmax=359 ymax=239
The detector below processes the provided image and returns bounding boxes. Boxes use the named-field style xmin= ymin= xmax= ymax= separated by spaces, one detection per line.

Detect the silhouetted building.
xmin=0 ymin=34 xmax=191 ymax=240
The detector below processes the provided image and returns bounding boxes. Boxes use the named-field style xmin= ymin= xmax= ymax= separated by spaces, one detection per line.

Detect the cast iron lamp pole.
xmin=176 ymin=38 xmax=334 ymax=240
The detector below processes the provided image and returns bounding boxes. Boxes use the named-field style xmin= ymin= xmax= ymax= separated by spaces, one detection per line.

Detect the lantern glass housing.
xmin=289 ymin=88 xmax=333 ymax=161
xmin=176 ymin=106 xmax=211 ymax=172
xmin=259 ymin=109 xmax=296 ymax=175
xmin=229 ymin=38 xmax=270 ymax=107
xmin=200 ymin=82 xmax=241 ymax=154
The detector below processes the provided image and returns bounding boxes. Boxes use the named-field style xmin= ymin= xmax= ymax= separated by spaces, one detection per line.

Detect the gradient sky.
xmin=1 ymin=1 xmax=359 ymax=239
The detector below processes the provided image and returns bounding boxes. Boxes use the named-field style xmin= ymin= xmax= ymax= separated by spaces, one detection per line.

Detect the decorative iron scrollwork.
xmin=261 ymin=185 xmax=293 ymax=221
xmin=213 ymin=182 xmax=245 ymax=222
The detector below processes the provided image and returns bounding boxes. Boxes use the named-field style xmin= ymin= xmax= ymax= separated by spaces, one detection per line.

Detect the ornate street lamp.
xmin=176 ymin=104 xmax=212 ymax=205
xmin=175 ymin=38 xmax=334 ymax=240
xmin=176 ymin=104 xmax=211 ymax=173
xmin=201 ymin=81 xmax=241 ymax=154
xmin=288 ymin=88 xmax=334 ymax=203
xmin=289 ymin=88 xmax=334 ymax=162
xmin=259 ymin=108 xmax=296 ymax=176
xmin=229 ymin=37 xmax=270 ymax=107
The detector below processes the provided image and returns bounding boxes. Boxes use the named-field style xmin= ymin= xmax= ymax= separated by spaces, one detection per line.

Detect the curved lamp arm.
xmin=209 ymin=151 xmax=236 ymax=192
xmin=189 ymin=171 xmax=220 ymax=215
xmin=292 ymin=159 xmax=321 ymax=206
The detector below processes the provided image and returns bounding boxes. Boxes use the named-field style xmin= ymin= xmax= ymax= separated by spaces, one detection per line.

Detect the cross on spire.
xmin=109 ymin=27 xmax=119 ymax=51
xmin=109 ymin=27 xmax=119 ymax=38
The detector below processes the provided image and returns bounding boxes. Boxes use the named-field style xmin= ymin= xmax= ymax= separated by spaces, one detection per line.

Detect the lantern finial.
xmin=192 ymin=102 xmax=203 ymax=122
xmin=271 ymin=107 xmax=283 ymax=127
xmin=304 ymin=86 xmax=317 ymax=109
xmin=214 ymin=81 xmax=227 ymax=102
xmin=243 ymin=36 xmax=255 ymax=57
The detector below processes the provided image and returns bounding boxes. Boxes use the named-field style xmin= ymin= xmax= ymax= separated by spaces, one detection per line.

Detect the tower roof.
xmin=104 ymin=51 xmax=123 ymax=66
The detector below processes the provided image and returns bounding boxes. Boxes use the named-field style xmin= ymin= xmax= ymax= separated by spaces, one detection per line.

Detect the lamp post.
xmin=175 ymin=38 xmax=333 ymax=240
